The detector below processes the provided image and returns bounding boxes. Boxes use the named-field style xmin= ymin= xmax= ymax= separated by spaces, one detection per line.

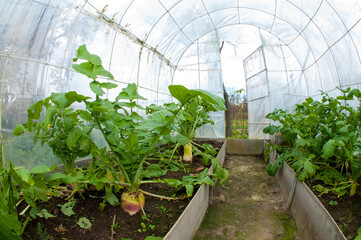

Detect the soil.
xmin=19 ymin=140 xmax=223 ymax=240
xmin=194 ymin=155 xmax=299 ymax=240
xmin=307 ymin=182 xmax=361 ymax=239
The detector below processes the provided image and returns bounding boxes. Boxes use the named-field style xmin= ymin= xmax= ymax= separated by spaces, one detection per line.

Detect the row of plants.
xmin=1 ymin=45 xmax=228 ymax=239
xmin=263 ymin=87 xmax=361 ymax=239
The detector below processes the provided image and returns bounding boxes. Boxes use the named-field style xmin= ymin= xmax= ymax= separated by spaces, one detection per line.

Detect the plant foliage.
xmin=264 ymin=88 xmax=361 ymax=197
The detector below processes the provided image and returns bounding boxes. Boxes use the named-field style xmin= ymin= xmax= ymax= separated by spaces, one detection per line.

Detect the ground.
xmin=194 ymin=155 xmax=299 ymax=240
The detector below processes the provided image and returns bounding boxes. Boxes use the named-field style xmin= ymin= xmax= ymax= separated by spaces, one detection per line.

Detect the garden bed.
xmin=18 ymin=140 xmax=226 ymax=240
xmin=269 ymin=150 xmax=355 ymax=240
xmin=315 ymin=184 xmax=361 ymax=239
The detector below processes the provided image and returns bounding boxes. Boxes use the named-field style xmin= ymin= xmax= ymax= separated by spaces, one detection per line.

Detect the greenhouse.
xmin=1 ymin=0 xmax=361 ymax=239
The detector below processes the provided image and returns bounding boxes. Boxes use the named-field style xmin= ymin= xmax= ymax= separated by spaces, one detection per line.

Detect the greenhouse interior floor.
xmin=193 ymin=155 xmax=300 ymax=240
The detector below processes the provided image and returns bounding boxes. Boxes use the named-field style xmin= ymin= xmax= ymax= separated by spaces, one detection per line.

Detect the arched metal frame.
xmin=1 ymin=0 xmax=361 ymax=147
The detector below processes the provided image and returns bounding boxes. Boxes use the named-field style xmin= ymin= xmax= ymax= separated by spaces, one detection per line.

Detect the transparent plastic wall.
xmin=175 ymin=31 xmax=224 ymax=138
xmin=243 ymin=1 xmax=361 ymax=138
xmin=0 ymin=0 xmax=225 ymax=167
xmin=3 ymin=0 xmax=361 ymax=163
xmin=244 ymin=47 xmax=268 ymax=139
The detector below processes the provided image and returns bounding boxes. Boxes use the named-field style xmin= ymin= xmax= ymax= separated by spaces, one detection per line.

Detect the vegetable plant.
xmin=264 ymin=87 xmax=361 ymax=197
xmin=172 ymin=97 xmax=225 ymax=162
xmin=13 ymin=92 xmax=99 ymax=173
xmin=14 ymin=45 xmax=228 ymax=216
xmin=0 ymin=161 xmax=57 ymax=239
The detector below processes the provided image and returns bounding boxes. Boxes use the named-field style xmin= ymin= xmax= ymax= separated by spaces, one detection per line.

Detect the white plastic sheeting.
xmin=1 ymin=0 xmax=361 ymax=158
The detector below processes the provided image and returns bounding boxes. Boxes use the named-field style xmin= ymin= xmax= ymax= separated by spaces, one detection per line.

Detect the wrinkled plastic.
xmin=1 ymin=0 xmax=361 ymax=165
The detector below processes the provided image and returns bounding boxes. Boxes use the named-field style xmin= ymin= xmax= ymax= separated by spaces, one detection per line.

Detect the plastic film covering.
xmin=1 ymin=0 xmax=361 ymax=165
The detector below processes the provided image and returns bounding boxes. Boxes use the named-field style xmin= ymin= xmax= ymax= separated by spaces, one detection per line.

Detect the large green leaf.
xmin=93 ymin=65 xmax=114 ymax=80
xmin=16 ymin=168 xmax=34 ymax=186
xmin=124 ymin=135 xmax=139 ymax=152
xmin=141 ymin=164 xmax=167 ymax=178
xmin=321 ymin=139 xmax=345 ymax=158
xmin=172 ymin=134 xmax=189 ymax=145
xmin=76 ymin=110 xmax=92 ymax=121
xmin=67 ymin=127 xmax=83 ymax=148
xmin=27 ymin=99 xmax=47 ymax=121
xmin=105 ymin=185 xmax=119 ymax=206
xmin=0 ymin=207 xmax=22 ymax=240
xmin=29 ymin=165 xmax=50 ymax=174
xmin=168 ymin=85 xmax=193 ymax=104
xmin=137 ymin=119 xmax=167 ymax=130
xmin=13 ymin=124 xmax=25 ymax=136
xmin=64 ymin=91 xmax=91 ymax=105
xmin=168 ymin=85 xmax=226 ymax=111
xmin=41 ymin=106 xmax=57 ymax=129
xmin=62 ymin=172 xmax=84 ymax=184
xmin=72 ymin=62 xmax=97 ymax=79
xmin=46 ymin=172 xmax=66 ymax=181
xmin=185 ymin=184 xmax=194 ymax=196
xmin=50 ymin=91 xmax=89 ymax=109
xmin=191 ymin=89 xmax=226 ymax=111
xmin=291 ymin=154 xmax=317 ymax=181
xmin=100 ymin=82 xmax=117 ymax=89
xmin=106 ymin=131 xmax=120 ymax=146
xmin=116 ymin=83 xmax=147 ymax=101
xmin=90 ymin=81 xmax=105 ymax=96
xmin=73 ymin=44 xmax=102 ymax=66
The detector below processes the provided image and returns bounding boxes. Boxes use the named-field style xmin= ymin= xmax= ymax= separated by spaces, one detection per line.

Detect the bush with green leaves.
xmin=264 ymin=87 xmax=361 ymax=197
xmin=0 ymin=161 xmax=57 ymax=239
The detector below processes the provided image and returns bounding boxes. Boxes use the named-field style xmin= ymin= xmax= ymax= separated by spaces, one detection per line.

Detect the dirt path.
xmin=193 ymin=155 xmax=299 ymax=240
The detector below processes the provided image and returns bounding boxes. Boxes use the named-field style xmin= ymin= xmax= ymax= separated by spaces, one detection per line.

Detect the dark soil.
xmin=21 ymin=186 xmax=188 ymax=240
xmin=19 ymin=140 xmax=223 ymax=240
xmin=307 ymin=183 xmax=361 ymax=239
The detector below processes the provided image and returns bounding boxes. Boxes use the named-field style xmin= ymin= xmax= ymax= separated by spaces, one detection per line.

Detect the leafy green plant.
xmin=329 ymin=200 xmax=338 ymax=206
xmin=13 ymin=91 xmax=99 ymax=173
xmin=0 ymin=162 xmax=56 ymax=239
xmin=138 ymin=214 xmax=155 ymax=233
xmin=264 ymin=87 xmax=361 ymax=197
xmin=14 ymin=45 xmax=228 ymax=216
xmin=36 ymin=222 xmax=52 ymax=240
xmin=110 ymin=222 xmax=121 ymax=231
xmin=173 ymin=97 xmax=224 ymax=162
xmin=72 ymin=45 xmax=228 ymax=214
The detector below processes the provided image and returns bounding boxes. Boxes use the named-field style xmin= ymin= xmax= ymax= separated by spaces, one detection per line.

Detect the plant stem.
xmin=78 ymin=180 xmax=130 ymax=187
xmin=168 ymin=142 xmax=180 ymax=164
xmin=191 ymin=140 xmax=205 ymax=149
xmin=92 ymin=114 xmax=131 ymax=184
xmin=132 ymin=106 xmax=184 ymax=189
xmin=20 ymin=216 xmax=30 ymax=235
xmin=138 ymin=188 xmax=187 ymax=200
xmin=19 ymin=204 xmax=30 ymax=216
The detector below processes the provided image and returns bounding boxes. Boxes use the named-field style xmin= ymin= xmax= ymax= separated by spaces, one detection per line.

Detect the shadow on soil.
xmin=194 ymin=155 xmax=299 ymax=240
